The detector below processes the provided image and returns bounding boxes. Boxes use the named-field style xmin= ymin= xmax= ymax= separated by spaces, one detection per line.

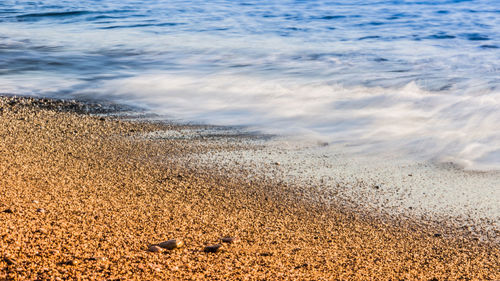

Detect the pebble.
xmin=148 ymin=245 xmax=164 ymax=253
xmin=294 ymin=263 xmax=308 ymax=269
xmin=203 ymin=244 xmax=223 ymax=253
xmin=2 ymin=208 xmax=13 ymax=214
xmin=63 ymin=260 xmax=78 ymax=266
xmin=36 ymin=208 xmax=45 ymax=213
xmin=88 ymin=256 xmax=107 ymax=261
xmin=221 ymin=237 xmax=239 ymax=244
xmin=158 ymin=239 xmax=184 ymax=250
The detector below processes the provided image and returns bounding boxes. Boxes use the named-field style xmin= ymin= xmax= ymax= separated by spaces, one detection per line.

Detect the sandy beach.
xmin=0 ymin=96 xmax=498 ymax=280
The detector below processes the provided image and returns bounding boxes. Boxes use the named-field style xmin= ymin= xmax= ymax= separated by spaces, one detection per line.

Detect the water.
xmin=1 ymin=0 xmax=500 ymax=170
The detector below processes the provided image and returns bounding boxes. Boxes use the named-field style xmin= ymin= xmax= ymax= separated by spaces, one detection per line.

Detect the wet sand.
xmin=0 ymin=96 xmax=498 ymax=280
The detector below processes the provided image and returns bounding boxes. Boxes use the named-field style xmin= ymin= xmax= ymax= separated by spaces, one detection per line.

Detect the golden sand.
xmin=0 ymin=96 xmax=498 ymax=280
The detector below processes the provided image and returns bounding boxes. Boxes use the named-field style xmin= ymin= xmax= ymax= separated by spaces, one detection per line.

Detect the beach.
xmin=0 ymin=96 xmax=498 ymax=280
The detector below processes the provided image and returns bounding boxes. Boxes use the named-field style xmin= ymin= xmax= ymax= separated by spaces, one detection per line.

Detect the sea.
xmin=1 ymin=0 xmax=499 ymax=170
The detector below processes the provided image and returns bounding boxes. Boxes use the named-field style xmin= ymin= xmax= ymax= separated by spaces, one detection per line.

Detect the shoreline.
xmin=184 ymin=140 xmax=500 ymax=243
xmin=1 ymin=96 xmax=499 ymax=280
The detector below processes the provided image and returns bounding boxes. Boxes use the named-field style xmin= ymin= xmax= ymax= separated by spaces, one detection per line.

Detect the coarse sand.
xmin=0 ymin=96 xmax=498 ymax=280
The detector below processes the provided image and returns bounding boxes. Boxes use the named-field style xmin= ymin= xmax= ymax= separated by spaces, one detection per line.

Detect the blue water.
xmin=1 ymin=0 xmax=500 ymax=169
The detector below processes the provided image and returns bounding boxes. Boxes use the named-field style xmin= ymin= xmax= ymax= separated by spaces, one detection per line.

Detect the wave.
xmin=16 ymin=11 xmax=92 ymax=19
xmin=100 ymin=22 xmax=182 ymax=29
xmin=92 ymin=73 xmax=500 ymax=171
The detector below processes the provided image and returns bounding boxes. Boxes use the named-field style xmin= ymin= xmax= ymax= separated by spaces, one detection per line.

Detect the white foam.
xmin=102 ymin=73 xmax=500 ymax=171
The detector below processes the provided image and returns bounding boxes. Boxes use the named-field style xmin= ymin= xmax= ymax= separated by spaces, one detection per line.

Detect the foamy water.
xmin=1 ymin=0 xmax=499 ymax=169
xmin=103 ymin=74 xmax=500 ymax=170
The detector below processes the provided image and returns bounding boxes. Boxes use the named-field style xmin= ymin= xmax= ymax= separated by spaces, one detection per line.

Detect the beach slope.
xmin=0 ymin=97 xmax=498 ymax=280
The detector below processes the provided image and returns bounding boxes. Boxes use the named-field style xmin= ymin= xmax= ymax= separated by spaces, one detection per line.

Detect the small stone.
xmin=158 ymin=239 xmax=183 ymax=250
xmin=63 ymin=260 xmax=78 ymax=266
xmin=32 ymin=200 xmax=39 ymax=204
xmin=36 ymin=208 xmax=45 ymax=213
xmin=88 ymin=256 xmax=107 ymax=261
xmin=273 ymin=162 xmax=280 ymax=165
xmin=294 ymin=263 xmax=308 ymax=269
xmin=148 ymin=245 xmax=163 ymax=253
xmin=221 ymin=237 xmax=239 ymax=244
xmin=203 ymin=244 xmax=223 ymax=253
xmin=2 ymin=208 xmax=13 ymax=214
xmin=373 ymin=185 xmax=380 ymax=190
xmin=433 ymin=233 xmax=442 ymax=238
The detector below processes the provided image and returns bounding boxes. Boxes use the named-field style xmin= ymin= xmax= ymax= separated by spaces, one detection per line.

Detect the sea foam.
xmin=99 ymin=73 xmax=500 ymax=171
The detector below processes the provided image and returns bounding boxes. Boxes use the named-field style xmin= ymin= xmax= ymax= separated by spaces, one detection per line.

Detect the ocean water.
xmin=1 ymin=0 xmax=499 ymax=170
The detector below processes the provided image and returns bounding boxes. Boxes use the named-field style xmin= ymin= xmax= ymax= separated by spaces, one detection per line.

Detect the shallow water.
xmin=1 ymin=0 xmax=499 ymax=169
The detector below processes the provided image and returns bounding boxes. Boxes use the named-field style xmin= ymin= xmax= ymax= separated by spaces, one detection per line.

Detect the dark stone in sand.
xmin=221 ymin=237 xmax=238 ymax=244
xmin=87 ymin=256 xmax=107 ymax=261
xmin=294 ymin=263 xmax=308 ymax=269
xmin=433 ymin=233 xmax=442 ymax=237
xmin=61 ymin=260 xmax=78 ymax=266
xmin=158 ymin=239 xmax=183 ymax=250
xmin=2 ymin=208 xmax=13 ymax=214
xmin=148 ymin=245 xmax=163 ymax=253
xmin=203 ymin=244 xmax=223 ymax=253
